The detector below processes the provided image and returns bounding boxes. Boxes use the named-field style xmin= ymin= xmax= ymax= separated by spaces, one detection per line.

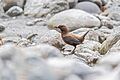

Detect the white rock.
xmin=39 ymin=30 xmax=65 ymax=49
xmin=47 ymin=9 xmax=101 ymax=31
xmin=24 ymin=0 xmax=69 ymax=17
xmin=47 ymin=58 xmax=93 ymax=79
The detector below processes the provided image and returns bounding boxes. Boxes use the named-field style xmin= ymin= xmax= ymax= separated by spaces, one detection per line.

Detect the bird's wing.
xmin=63 ymin=35 xmax=81 ymax=45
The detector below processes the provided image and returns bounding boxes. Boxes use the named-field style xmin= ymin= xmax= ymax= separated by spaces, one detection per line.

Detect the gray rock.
xmin=108 ymin=12 xmax=120 ymax=21
xmin=22 ymin=44 xmax=63 ymax=59
xmin=0 ymin=1 xmax=4 ymax=13
xmin=64 ymin=40 xmax=101 ymax=52
xmin=0 ymin=17 xmax=49 ymax=46
xmin=39 ymin=30 xmax=65 ymax=49
xmin=74 ymin=2 xmax=101 ymax=14
xmin=47 ymin=9 xmax=101 ymax=31
xmin=24 ymin=0 xmax=69 ymax=17
xmin=99 ymin=31 xmax=120 ymax=55
xmin=103 ymin=2 xmax=120 ymax=17
xmin=0 ymin=44 xmax=57 ymax=80
xmin=72 ymin=28 xmax=107 ymax=42
xmin=47 ymin=58 xmax=94 ymax=79
xmin=2 ymin=0 xmax=25 ymax=12
xmin=65 ymin=75 xmax=82 ymax=80
xmin=0 ymin=24 xmax=5 ymax=32
xmin=6 ymin=6 xmax=23 ymax=17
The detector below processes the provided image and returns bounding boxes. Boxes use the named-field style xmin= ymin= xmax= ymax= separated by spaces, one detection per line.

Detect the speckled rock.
xmin=47 ymin=58 xmax=94 ymax=80
xmin=108 ymin=12 xmax=120 ymax=21
xmin=22 ymin=44 xmax=63 ymax=59
xmin=24 ymin=0 xmax=69 ymax=17
xmin=62 ymin=40 xmax=101 ymax=65
xmin=0 ymin=44 xmax=57 ymax=80
xmin=99 ymin=31 xmax=120 ymax=55
xmin=6 ymin=6 xmax=23 ymax=17
xmin=39 ymin=30 xmax=65 ymax=49
xmin=47 ymin=9 xmax=101 ymax=31
xmin=74 ymin=2 xmax=101 ymax=14
xmin=2 ymin=0 xmax=25 ymax=12
xmin=103 ymin=2 xmax=120 ymax=17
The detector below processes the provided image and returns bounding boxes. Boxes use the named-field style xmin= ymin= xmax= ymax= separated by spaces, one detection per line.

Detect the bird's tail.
xmin=81 ymin=30 xmax=90 ymax=39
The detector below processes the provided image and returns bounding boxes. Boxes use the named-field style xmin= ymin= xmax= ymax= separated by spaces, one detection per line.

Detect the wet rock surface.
xmin=0 ymin=0 xmax=120 ymax=80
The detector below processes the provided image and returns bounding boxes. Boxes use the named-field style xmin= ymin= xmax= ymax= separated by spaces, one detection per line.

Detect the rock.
xmin=0 ymin=24 xmax=5 ymax=32
xmin=103 ymin=2 xmax=120 ymax=17
xmin=22 ymin=44 xmax=63 ymax=59
xmin=74 ymin=2 xmax=101 ymax=14
xmin=62 ymin=40 xmax=101 ymax=65
xmin=78 ymin=0 xmax=90 ymax=2
xmin=6 ymin=6 xmax=23 ymax=17
xmin=97 ymin=52 xmax=120 ymax=71
xmin=98 ymin=32 xmax=120 ymax=55
xmin=39 ymin=30 xmax=65 ymax=49
xmin=0 ymin=44 xmax=57 ymax=80
xmin=47 ymin=58 xmax=94 ymax=79
xmin=108 ymin=12 xmax=120 ymax=21
xmin=0 ymin=17 xmax=49 ymax=46
xmin=47 ymin=9 xmax=101 ymax=31
xmin=65 ymin=75 xmax=82 ymax=80
xmin=2 ymin=0 xmax=25 ymax=12
xmin=77 ymin=40 xmax=101 ymax=52
xmin=24 ymin=0 xmax=69 ymax=17
xmin=26 ymin=18 xmax=47 ymax=26
xmin=72 ymin=28 xmax=107 ymax=42
xmin=66 ymin=0 xmax=78 ymax=8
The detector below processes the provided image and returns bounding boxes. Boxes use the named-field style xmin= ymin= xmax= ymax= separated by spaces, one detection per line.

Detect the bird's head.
xmin=55 ymin=25 xmax=69 ymax=34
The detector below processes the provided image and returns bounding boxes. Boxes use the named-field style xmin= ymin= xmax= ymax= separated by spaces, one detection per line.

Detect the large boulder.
xmin=47 ymin=9 xmax=101 ymax=31
xmin=24 ymin=0 xmax=69 ymax=17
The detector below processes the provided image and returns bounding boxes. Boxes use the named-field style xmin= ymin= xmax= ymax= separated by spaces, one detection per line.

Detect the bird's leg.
xmin=69 ymin=46 xmax=76 ymax=55
xmin=0 ymin=38 xmax=3 ymax=45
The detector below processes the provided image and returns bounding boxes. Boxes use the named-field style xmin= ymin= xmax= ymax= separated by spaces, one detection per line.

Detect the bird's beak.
xmin=54 ymin=26 xmax=61 ymax=33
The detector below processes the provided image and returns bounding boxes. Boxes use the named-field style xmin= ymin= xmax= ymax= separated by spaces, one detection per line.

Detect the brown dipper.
xmin=56 ymin=25 xmax=90 ymax=54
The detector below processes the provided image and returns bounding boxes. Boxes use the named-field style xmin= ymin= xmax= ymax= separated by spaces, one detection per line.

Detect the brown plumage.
xmin=56 ymin=25 xmax=90 ymax=54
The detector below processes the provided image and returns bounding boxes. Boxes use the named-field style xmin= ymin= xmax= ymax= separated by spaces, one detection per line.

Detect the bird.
xmin=55 ymin=25 xmax=90 ymax=55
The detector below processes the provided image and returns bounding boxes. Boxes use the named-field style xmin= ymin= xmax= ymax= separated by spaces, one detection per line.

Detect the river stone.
xmin=24 ymin=0 xmax=69 ymax=17
xmin=47 ymin=58 xmax=94 ymax=79
xmin=22 ymin=44 xmax=63 ymax=59
xmin=47 ymin=9 xmax=101 ymax=31
xmin=6 ymin=6 xmax=23 ymax=17
xmin=74 ymin=2 xmax=101 ymax=14
xmin=2 ymin=0 xmax=25 ymax=12
xmin=39 ymin=30 xmax=65 ymax=49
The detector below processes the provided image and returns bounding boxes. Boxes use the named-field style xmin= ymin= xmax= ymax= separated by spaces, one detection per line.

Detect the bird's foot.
xmin=69 ymin=50 xmax=75 ymax=55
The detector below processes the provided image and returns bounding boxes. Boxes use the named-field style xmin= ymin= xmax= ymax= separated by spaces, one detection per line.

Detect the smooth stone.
xmin=6 ymin=6 xmax=23 ymax=17
xmin=74 ymin=2 xmax=101 ymax=14
xmin=47 ymin=9 xmax=101 ymax=31
xmin=2 ymin=0 xmax=25 ymax=12
xmin=24 ymin=0 xmax=69 ymax=17
xmin=47 ymin=58 xmax=94 ymax=79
